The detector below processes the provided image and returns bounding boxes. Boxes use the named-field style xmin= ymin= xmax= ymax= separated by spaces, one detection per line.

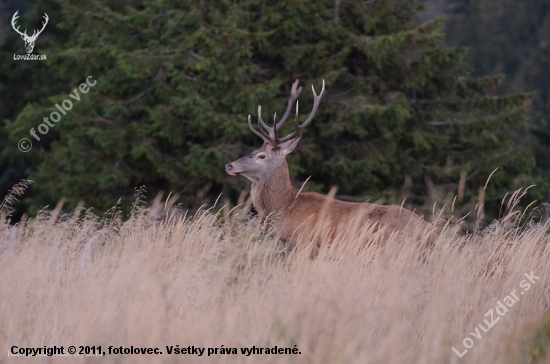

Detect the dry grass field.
xmin=1 ymin=190 xmax=550 ymax=363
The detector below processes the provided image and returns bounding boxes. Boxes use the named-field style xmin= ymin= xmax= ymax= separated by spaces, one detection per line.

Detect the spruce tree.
xmin=4 ymin=0 xmax=535 ymax=217
xmin=445 ymin=0 xmax=550 ymax=112
xmin=0 ymin=0 xmax=68 ymax=215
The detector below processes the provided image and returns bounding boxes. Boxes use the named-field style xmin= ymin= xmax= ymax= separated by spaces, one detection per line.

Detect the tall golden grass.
xmin=1 ymin=189 xmax=549 ymax=363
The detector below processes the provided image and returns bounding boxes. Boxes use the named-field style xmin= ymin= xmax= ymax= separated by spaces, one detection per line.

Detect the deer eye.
xmin=258 ymin=154 xmax=266 ymax=159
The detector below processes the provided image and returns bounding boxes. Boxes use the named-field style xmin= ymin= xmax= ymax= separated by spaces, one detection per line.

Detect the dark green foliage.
xmin=1 ymin=0 xmax=535 ymax=217
xmin=445 ymin=0 xmax=550 ymax=112
xmin=533 ymin=102 xmax=550 ymax=201
xmin=0 ymin=0 xmax=69 ymax=215
xmin=426 ymin=0 xmax=550 ymax=214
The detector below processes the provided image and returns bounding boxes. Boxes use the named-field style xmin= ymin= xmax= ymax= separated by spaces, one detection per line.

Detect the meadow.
xmin=1 ymin=187 xmax=549 ymax=364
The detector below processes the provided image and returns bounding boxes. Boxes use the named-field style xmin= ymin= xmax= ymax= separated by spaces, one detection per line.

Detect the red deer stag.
xmin=225 ymin=80 xmax=436 ymax=247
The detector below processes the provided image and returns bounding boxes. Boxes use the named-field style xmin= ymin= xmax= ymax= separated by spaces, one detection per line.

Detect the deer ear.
xmin=279 ymin=137 xmax=301 ymax=156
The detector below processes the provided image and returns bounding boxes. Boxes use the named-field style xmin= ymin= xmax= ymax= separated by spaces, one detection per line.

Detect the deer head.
xmin=226 ymin=79 xmax=325 ymax=185
xmin=11 ymin=11 xmax=49 ymax=54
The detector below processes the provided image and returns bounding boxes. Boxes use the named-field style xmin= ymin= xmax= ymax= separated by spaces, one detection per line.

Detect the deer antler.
xmin=33 ymin=13 xmax=49 ymax=39
xmin=276 ymin=80 xmax=325 ymax=143
xmin=248 ymin=112 xmax=273 ymax=145
xmin=11 ymin=11 xmax=27 ymax=37
xmin=248 ymin=79 xmax=325 ymax=146
xmin=11 ymin=11 xmax=48 ymax=40
xmin=258 ymin=80 xmax=303 ymax=139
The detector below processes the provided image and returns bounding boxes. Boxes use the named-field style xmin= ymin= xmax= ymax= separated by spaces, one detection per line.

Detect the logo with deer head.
xmin=11 ymin=11 xmax=49 ymax=54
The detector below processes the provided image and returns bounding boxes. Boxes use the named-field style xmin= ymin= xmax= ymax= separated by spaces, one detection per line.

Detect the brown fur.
xmin=246 ymin=160 xmax=436 ymax=247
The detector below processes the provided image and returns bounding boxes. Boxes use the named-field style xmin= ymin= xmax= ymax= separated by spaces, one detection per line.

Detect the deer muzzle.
xmin=225 ymin=163 xmax=240 ymax=176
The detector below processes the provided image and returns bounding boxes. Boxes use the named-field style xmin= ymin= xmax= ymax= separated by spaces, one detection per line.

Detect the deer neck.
xmin=250 ymin=160 xmax=298 ymax=219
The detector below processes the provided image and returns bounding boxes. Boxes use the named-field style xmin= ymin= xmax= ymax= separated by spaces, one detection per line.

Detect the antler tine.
xmin=299 ymin=79 xmax=325 ymax=129
xmin=39 ymin=13 xmax=49 ymax=33
xmin=277 ymin=80 xmax=325 ymax=143
xmin=275 ymin=79 xmax=303 ymax=130
xmin=258 ymin=79 xmax=304 ymax=138
xmin=11 ymin=11 xmax=27 ymax=37
xmin=258 ymin=106 xmax=272 ymax=136
xmin=257 ymin=105 xmax=274 ymax=137
xmin=273 ymin=113 xmax=279 ymax=144
xmin=248 ymin=115 xmax=273 ymax=145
